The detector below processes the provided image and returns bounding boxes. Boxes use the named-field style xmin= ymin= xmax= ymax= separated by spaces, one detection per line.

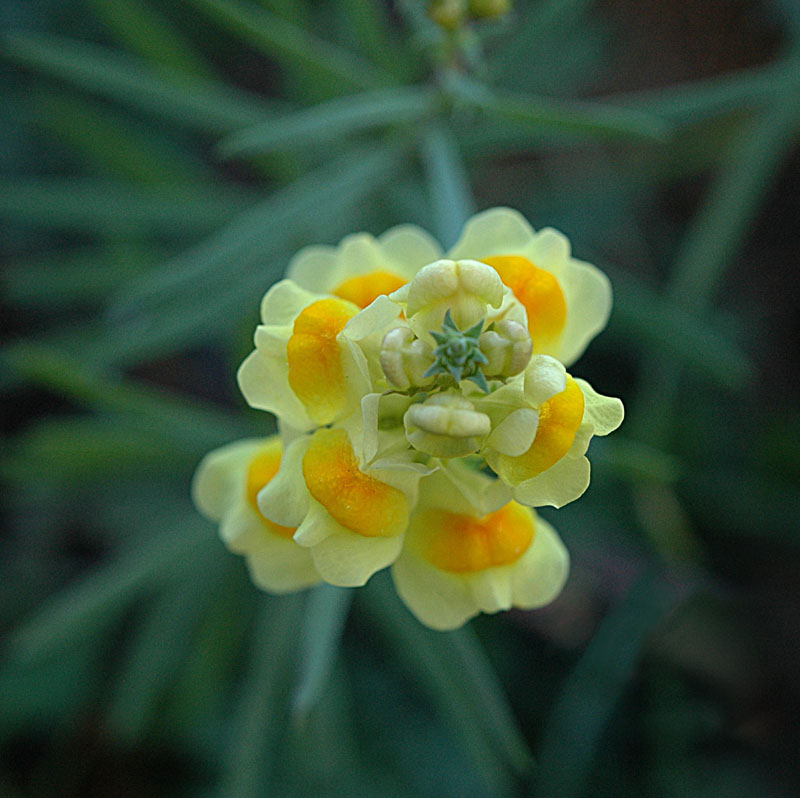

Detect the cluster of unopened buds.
xmin=193 ymin=208 xmax=623 ymax=629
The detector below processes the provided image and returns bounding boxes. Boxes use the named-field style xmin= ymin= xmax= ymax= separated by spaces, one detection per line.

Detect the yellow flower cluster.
xmin=193 ymin=208 xmax=623 ymax=629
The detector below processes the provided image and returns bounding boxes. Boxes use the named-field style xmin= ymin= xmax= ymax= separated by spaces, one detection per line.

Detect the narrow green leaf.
xmin=291 ymin=584 xmax=353 ymax=721
xmin=29 ymin=92 xmax=211 ymax=185
xmin=0 ymin=640 xmax=102 ymax=733
xmin=668 ymin=101 xmax=800 ymax=308
xmin=5 ymin=517 xmax=214 ymax=663
xmin=96 ymin=144 xmax=408 ymax=365
xmin=491 ymin=91 xmax=670 ymax=142
xmin=164 ymin=564 xmax=255 ymax=730
xmin=0 ymin=177 xmax=257 ymax=235
xmin=361 ymin=575 xmax=512 ymax=797
xmin=592 ymin=435 xmax=682 ymax=484
xmin=184 ymin=0 xmax=394 ymax=93
xmin=0 ymin=417 xmax=194 ymax=485
xmin=85 ymin=0 xmax=215 ymax=80
xmin=533 ymin=573 xmax=681 ymax=798
xmin=337 ymin=0 xmax=406 ymax=76
xmin=609 ymin=57 xmax=800 ymax=122
xmin=447 ymin=626 xmax=534 ymax=776
xmin=607 ymin=269 xmax=755 ymax=390
xmin=420 ymin=124 xmax=475 ymax=249
xmin=4 ymin=244 xmax=163 ymax=308
xmin=452 ymin=78 xmax=670 ymax=143
xmin=219 ymin=593 xmax=305 ymax=798
xmin=253 ymin=0 xmax=308 ymax=25
xmin=682 ymin=467 xmax=800 ymax=546
xmin=279 ymin=665 xmax=363 ymax=794
xmin=2 ymin=344 xmax=258 ymax=450
xmin=121 ymin=143 xmax=406 ymax=306
xmin=523 ymin=0 xmax=596 ymax=42
xmin=2 ymin=32 xmax=284 ymax=134
xmin=220 ymin=86 xmax=438 ymax=158
xmin=631 ymin=88 xmax=800 ymax=445
xmin=105 ymin=561 xmax=222 ymax=743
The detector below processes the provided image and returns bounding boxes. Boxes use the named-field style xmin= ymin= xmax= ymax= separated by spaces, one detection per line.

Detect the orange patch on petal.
xmin=420 ymin=501 xmax=534 ymax=573
xmin=287 ymin=298 xmax=358 ymax=424
xmin=497 ymin=376 xmax=585 ymax=483
xmin=245 ymin=443 xmax=296 ymax=539
xmin=302 ymin=428 xmax=409 ymax=538
xmin=482 ymin=255 xmax=567 ymax=352
xmin=332 ymin=270 xmax=407 ymax=309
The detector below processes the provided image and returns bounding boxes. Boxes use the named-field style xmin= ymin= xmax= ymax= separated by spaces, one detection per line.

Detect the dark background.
xmin=1 ymin=1 xmax=799 ymax=796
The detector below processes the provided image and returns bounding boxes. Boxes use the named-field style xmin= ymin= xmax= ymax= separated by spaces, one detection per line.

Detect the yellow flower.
xmin=257 ymin=425 xmax=433 ymax=587
xmin=191 ymin=437 xmax=320 ymax=593
xmin=481 ymin=355 xmax=624 ymax=507
xmin=286 ymin=225 xmax=443 ymax=310
xmin=237 ymin=279 xmax=400 ymax=430
xmin=195 ymin=207 xmax=622 ymax=629
xmin=448 ymin=207 xmax=612 ymax=366
xmin=391 ymin=466 xmax=569 ymax=630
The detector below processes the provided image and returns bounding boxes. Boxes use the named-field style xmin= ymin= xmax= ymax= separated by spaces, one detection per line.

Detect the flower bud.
xmin=404 ymin=259 xmax=505 ymax=341
xmin=405 ymin=391 xmax=491 ymax=458
xmin=479 ymin=319 xmax=532 ymax=378
xmin=469 ymin=0 xmax=511 ymax=19
xmin=380 ymin=327 xmax=436 ymax=390
xmin=428 ymin=0 xmax=467 ymax=30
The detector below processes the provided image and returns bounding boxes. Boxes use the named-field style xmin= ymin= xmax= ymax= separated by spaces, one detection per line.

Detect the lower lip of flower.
xmin=416 ymin=502 xmax=535 ymax=573
xmin=494 ymin=376 xmax=585 ymax=482
xmin=302 ymin=428 xmax=409 ymax=537
xmin=287 ymin=297 xmax=358 ymax=423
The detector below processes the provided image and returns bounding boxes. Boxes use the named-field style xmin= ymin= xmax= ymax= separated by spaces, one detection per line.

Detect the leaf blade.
xmin=2 ymin=31 xmax=284 ymax=134
xmin=220 ymin=86 xmax=438 ymax=158
xmin=291 ymin=584 xmax=353 ymax=721
xmin=184 ymin=0 xmax=394 ymax=93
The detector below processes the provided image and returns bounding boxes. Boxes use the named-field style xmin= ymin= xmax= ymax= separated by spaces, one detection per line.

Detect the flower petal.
xmin=576 ymin=378 xmax=624 ymax=435
xmin=219 ymin=502 xmax=267 ymax=551
xmin=343 ymin=294 xmax=402 ymax=342
xmin=237 ymin=329 xmax=312 ymax=428
xmin=510 ymin=515 xmax=569 ymax=608
xmin=286 ymin=245 xmax=339 ymax=290
xmin=259 ymin=278 xmax=319 ymax=328
xmin=486 ymin=407 xmax=540 ymax=456
xmin=469 ymin=569 xmax=513 ymax=614
xmin=527 ymin=227 xmax=571 ymax=265
xmin=245 ymin=535 xmax=321 ymax=593
xmin=511 ymin=451 xmax=591 ymax=508
xmin=448 ymin=207 xmax=535 ymax=260
xmin=379 ymin=224 xmax=443 ymax=275
xmin=557 ymin=258 xmax=612 ymax=367
xmin=523 ymin=355 xmax=567 ymax=406
xmin=310 ymin=527 xmax=404 ymax=587
xmin=293 ymin=499 xmax=339 ymax=547
xmin=392 ymin=551 xmax=478 ymax=630
xmin=257 ymin=437 xmax=311 ymax=527
xmin=192 ymin=439 xmax=263 ymax=521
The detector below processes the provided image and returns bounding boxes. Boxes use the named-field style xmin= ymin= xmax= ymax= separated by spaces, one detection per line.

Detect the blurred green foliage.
xmin=2 ymin=1 xmax=800 ymax=796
